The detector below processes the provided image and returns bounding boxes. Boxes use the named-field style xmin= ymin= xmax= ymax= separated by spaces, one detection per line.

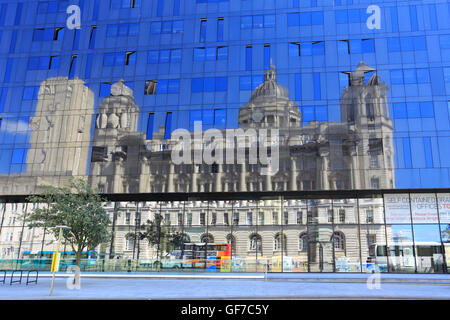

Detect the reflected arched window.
xmin=226 ymin=234 xmax=236 ymax=257
xmin=249 ymin=234 xmax=262 ymax=253
xmin=201 ymin=234 xmax=214 ymax=243
xmin=274 ymin=233 xmax=287 ymax=251
xmin=332 ymin=232 xmax=345 ymax=251
xmin=299 ymin=233 xmax=308 ymax=252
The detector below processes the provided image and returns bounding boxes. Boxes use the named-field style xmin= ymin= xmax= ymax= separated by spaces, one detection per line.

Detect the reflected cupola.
xmin=238 ymin=62 xmax=302 ymax=129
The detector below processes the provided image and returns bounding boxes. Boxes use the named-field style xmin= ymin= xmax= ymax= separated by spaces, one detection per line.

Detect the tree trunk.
xmin=74 ymin=251 xmax=82 ymax=286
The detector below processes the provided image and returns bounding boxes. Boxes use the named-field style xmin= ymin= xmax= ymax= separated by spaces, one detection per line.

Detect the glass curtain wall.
xmin=0 ymin=193 xmax=449 ymax=273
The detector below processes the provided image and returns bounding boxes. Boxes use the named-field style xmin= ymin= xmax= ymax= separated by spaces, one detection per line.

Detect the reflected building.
xmin=89 ymin=62 xmax=394 ymax=194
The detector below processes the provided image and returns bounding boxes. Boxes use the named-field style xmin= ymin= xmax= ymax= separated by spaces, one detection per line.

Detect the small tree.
xmin=26 ymin=178 xmax=111 ymax=285
xmin=132 ymin=213 xmax=184 ymax=261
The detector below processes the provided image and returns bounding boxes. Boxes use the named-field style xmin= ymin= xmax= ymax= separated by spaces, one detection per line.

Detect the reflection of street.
xmin=1 ymin=275 xmax=450 ymax=300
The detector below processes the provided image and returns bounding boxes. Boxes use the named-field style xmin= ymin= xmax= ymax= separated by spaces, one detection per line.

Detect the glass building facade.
xmin=0 ymin=0 xmax=449 ymax=273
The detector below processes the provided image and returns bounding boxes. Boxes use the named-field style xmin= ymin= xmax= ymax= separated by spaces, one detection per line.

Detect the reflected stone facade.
xmin=0 ymin=63 xmax=408 ymax=274
xmin=89 ymin=62 xmax=394 ymax=194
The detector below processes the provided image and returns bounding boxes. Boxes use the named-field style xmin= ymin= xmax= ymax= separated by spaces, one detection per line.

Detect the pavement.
xmin=0 ymin=272 xmax=449 ymax=300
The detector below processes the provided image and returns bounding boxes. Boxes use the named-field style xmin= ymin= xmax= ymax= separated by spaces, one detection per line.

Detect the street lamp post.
xmin=49 ymin=225 xmax=71 ymax=296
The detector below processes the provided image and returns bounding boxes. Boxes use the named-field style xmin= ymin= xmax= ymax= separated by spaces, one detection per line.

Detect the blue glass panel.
xmin=192 ymin=78 xmax=204 ymax=92
xmin=287 ymin=13 xmax=299 ymax=27
xmin=313 ymin=73 xmax=321 ymax=100
xmin=289 ymin=43 xmax=300 ymax=56
xmin=403 ymin=69 xmax=417 ymax=84
xmin=190 ymin=110 xmax=202 ymax=126
xmin=11 ymin=149 xmax=25 ymax=164
xmin=103 ymin=53 xmax=116 ymax=66
xmin=417 ymin=69 xmax=430 ymax=83
xmin=335 ymin=10 xmax=347 ymax=24
xmin=9 ymin=31 xmax=17 ymax=53
xmin=240 ymin=76 xmax=251 ymax=90
xmin=200 ymin=20 xmax=207 ymax=42
xmin=295 ymin=74 xmax=301 ymax=101
xmin=168 ymin=80 xmax=180 ymax=93
xmin=194 ymin=48 xmax=205 ymax=61
xmin=440 ymin=35 xmax=450 ymax=49
xmin=302 ymin=106 xmax=315 ymax=122
xmin=118 ymin=24 xmax=128 ymax=36
xmin=348 ymin=9 xmax=360 ymax=23
xmin=173 ymin=0 xmax=180 ymax=15
xmin=203 ymin=110 xmax=214 ymax=125
xmin=338 ymin=41 xmax=349 ymax=55
xmin=299 ymin=12 xmax=311 ymax=26
xmin=162 ymin=21 xmax=172 ymax=33
xmin=148 ymin=51 xmax=159 ymax=63
xmin=409 ymin=5 xmax=418 ymax=31
xmin=171 ymin=49 xmax=182 ymax=62
xmin=215 ymin=77 xmax=227 ymax=91
xmin=406 ymin=102 xmax=420 ymax=118
xmin=100 ymin=83 xmax=112 ymax=97
xmin=393 ymin=103 xmax=407 ymax=119
xmin=361 ymin=39 xmax=375 ymax=53
xmin=0 ymin=88 xmax=7 ymax=113
xmin=217 ymin=47 xmax=228 ymax=60
xmin=14 ymin=3 xmax=22 ymax=25
xmin=264 ymin=45 xmax=270 ymax=69
xmin=264 ymin=15 xmax=275 ymax=27
xmin=157 ymin=0 xmax=164 ymax=16
xmin=420 ymin=102 xmax=434 ymax=118
xmin=311 ymin=12 xmax=323 ymax=25
xmin=146 ymin=113 xmax=155 ymax=140
xmin=89 ymin=28 xmax=96 ymax=49
xmin=159 ymin=50 xmax=170 ymax=63
xmin=158 ymin=80 xmax=168 ymax=93
xmin=107 ymin=24 xmax=118 ymax=37
xmin=301 ymin=42 xmax=312 ymax=56
xmin=391 ymin=7 xmax=399 ymax=32
xmin=403 ymin=138 xmax=412 ymax=168
xmin=217 ymin=19 xmax=224 ymax=41
xmin=164 ymin=112 xmax=173 ymax=139
xmin=204 ymin=77 xmax=215 ymax=92
xmin=241 ymin=16 xmax=252 ymax=29
xmin=423 ymin=137 xmax=433 ymax=168
xmin=390 ymin=70 xmax=404 ymax=84
xmin=387 ymin=38 xmax=401 ymax=52
xmin=0 ymin=4 xmax=7 ymax=25
xmin=312 ymin=42 xmax=324 ymax=55
xmin=413 ymin=36 xmax=427 ymax=50
xmin=245 ymin=46 xmax=252 ymax=70
xmin=315 ymin=106 xmax=328 ymax=121
xmin=253 ymin=15 xmax=264 ymax=28
xmin=206 ymin=47 xmax=216 ymax=60
xmin=214 ymin=109 xmax=226 ymax=127
xmin=151 ymin=22 xmax=162 ymax=34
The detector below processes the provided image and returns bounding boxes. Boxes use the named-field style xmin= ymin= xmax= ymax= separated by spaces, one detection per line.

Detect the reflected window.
xmin=233 ymin=212 xmax=239 ymax=225
xmin=274 ymin=233 xmax=287 ymax=251
xmin=371 ymin=178 xmax=380 ymax=189
xmin=224 ymin=212 xmax=229 ymax=226
xmin=299 ymin=233 xmax=308 ymax=252
xmin=247 ymin=212 xmax=253 ymax=225
xmin=249 ymin=234 xmax=262 ymax=252
xmin=187 ymin=212 xmax=192 ymax=226
xmin=366 ymin=210 xmax=374 ymax=223
xmin=201 ymin=234 xmax=213 ymax=243
xmin=339 ymin=209 xmax=345 ymax=223
xmin=200 ymin=212 xmax=206 ymax=226
xmin=333 ymin=232 xmax=345 ymax=251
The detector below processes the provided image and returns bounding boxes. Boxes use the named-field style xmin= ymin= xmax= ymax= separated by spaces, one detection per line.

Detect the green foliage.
xmin=25 ymin=178 xmax=111 ymax=261
xmin=132 ymin=213 xmax=185 ymax=258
